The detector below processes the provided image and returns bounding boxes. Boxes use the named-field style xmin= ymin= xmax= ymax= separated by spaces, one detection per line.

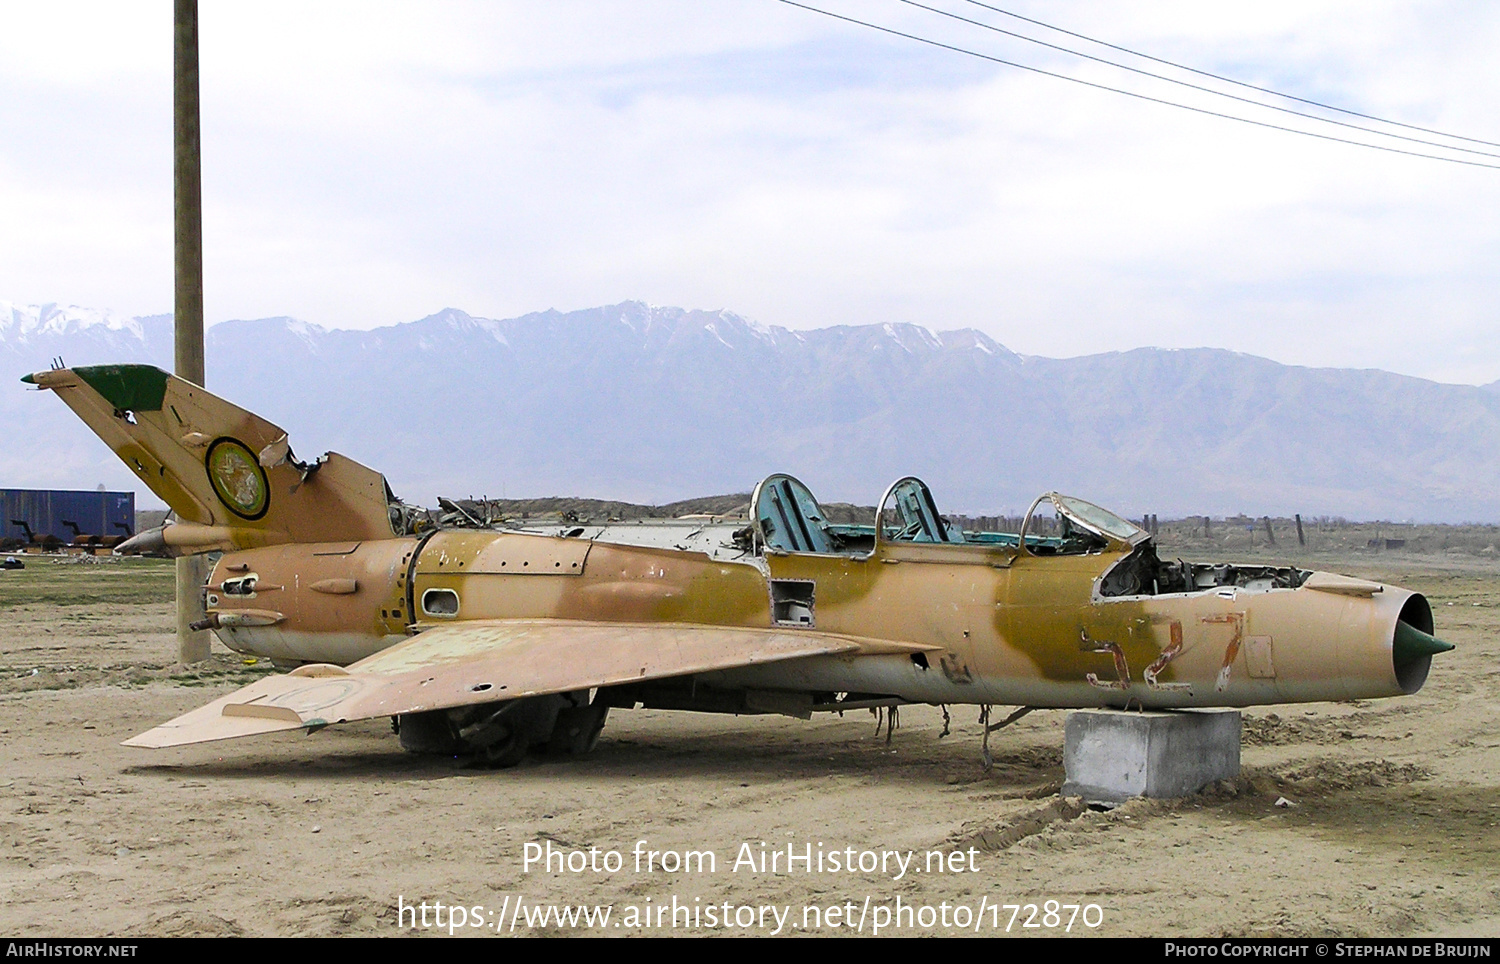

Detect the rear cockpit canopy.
xmin=752 ymin=474 xmax=836 ymax=554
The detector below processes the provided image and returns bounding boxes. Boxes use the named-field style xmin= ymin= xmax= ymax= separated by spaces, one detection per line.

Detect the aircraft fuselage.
xmin=202 ymin=524 xmax=1434 ymax=712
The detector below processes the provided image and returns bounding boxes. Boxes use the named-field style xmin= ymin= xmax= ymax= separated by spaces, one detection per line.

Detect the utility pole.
xmin=174 ymin=0 xmax=209 ymax=664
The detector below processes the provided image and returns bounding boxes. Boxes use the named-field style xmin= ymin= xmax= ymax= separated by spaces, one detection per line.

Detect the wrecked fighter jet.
xmin=25 ymin=364 xmax=1453 ymax=764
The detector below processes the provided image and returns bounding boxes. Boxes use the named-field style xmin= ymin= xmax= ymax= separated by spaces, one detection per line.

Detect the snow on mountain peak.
xmin=0 ymin=301 xmax=144 ymax=344
xmin=282 ymin=317 xmax=329 ymax=353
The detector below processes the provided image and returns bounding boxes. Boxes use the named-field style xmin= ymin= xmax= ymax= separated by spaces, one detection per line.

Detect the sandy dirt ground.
xmin=0 ymin=554 xmax=1496 ymax=938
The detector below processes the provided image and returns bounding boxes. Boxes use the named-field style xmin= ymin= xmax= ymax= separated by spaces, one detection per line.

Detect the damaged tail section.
xmin=24 ymin=364 xmax=395 ymax=553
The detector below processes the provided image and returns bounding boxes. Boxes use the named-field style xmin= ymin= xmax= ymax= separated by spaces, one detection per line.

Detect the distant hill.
xmin=6 ymin=299 xmax=1500 ymax=521
xmin=475 ymin=494 xmax=752 ymax=522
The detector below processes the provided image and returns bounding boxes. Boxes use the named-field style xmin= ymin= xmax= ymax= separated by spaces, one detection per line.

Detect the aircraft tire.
xmin=478 ymin=732 xmax=530 ymax=768
xmin=545 ymin=702 xmax=609 ymax=756
xmin=396 ymin=710 xmax=464 ymax=755
xmin=459 ymin=695 xmax=567 ymax=767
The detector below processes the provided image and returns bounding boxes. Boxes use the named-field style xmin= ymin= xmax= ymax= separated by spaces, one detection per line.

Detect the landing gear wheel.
xmin=546 ymin=701 xmax=609 ymax=756
xmin=396 ymin=710 xmax=464 ymax=755
xmin=400 ymin=694 xmax=597 ymax=766
xmin=476 ymin=732 xmax=530 ymax=768
xmin=457 ymin=695 xmax=567 ymax=768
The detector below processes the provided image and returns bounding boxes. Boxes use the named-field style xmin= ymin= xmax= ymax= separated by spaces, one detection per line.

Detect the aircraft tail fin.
xmin=24 ymin=365 xmax=396 ymax=552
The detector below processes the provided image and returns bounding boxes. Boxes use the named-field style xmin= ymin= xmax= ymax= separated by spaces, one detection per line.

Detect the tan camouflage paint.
xmin=32 ymin=364 xmax=1426 ymax=718
xmin=198 ymin=525 xmax=1418 ymax=710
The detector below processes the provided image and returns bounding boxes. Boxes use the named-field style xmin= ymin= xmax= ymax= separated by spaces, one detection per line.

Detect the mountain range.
xmin=5 ymin=299 xmax=1500 ymax=521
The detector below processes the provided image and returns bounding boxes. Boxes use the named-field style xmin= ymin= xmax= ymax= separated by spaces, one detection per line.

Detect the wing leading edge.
xmin=125 ymin=619 xmax=934 ymax=748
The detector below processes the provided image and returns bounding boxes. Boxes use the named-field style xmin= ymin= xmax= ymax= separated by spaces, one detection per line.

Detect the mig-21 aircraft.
xmin=24 ymin=364 xmax=1453 ymax=765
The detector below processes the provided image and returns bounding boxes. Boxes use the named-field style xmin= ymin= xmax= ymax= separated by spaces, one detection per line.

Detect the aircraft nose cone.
xmin=1393 ymin=620 xmax=1455 ymax=665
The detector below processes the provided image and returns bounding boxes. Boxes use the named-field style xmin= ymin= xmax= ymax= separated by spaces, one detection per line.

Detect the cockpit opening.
xmin=747 ymin=477 xmax=1310 ymax=600
xmin=1098 ymin=541 xmax=1310 ymax=598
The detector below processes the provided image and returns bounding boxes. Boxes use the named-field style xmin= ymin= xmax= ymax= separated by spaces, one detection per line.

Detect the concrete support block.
xmin=1061 ymin=709 xmax=1241 ymax=804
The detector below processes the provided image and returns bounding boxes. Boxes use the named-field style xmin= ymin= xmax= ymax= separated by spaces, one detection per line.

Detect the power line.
xmin=895 ymin=0 xmax=1500 ymax=160
xmin=961 ymin=0 xmax=1500 ymax=151
xmin=775 ymin=0 xmax=1500 ymax=170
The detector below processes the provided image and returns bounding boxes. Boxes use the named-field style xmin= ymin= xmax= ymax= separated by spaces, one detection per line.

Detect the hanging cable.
xmin=894 ymin=0 xmax=1500 ymax=160
xmin=774 ymin=0 xmax=1500 ymax=170
xmin=961 ymin=0 xmax=1500 ymax=150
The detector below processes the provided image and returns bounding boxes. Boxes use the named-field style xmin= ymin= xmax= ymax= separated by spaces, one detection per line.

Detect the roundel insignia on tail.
xmin=206 ymin=438 xmax=270 ymax=520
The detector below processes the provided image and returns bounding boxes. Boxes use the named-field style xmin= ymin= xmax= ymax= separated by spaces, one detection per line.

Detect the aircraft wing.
xmin=124 ymin=619 xmax=934 ymax=748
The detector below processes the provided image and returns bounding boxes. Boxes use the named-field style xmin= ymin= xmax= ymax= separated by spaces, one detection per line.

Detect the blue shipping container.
xmin=1 ymin=489 xmax=135 ymax=544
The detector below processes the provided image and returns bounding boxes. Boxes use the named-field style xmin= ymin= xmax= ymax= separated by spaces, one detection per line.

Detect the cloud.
xmin=2 ymin=0 xmax=1498 ymax=383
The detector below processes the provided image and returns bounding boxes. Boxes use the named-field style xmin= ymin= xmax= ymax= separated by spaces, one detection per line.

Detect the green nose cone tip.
xmin=1393 ymin=620 xmax=1455 ymax=664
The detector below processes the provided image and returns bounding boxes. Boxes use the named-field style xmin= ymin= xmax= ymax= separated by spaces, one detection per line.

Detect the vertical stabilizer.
xmin=24 ymin=365 xmax=395 ymax=551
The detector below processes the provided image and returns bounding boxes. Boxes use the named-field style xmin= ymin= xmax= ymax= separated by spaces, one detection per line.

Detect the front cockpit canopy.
xmin=1021 ymin=492 xmax=1148 ymax=556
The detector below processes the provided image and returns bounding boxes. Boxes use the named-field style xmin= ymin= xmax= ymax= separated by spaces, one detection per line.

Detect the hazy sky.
xmin=3 ymin=1 xmax=1498 ymax=384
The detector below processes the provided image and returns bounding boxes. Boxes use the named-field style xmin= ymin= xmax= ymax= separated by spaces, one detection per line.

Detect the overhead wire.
xmin=960 ymin=0 xmax=1500 ymax=151
xmin=773 ymin=0 xmax=1500 ymax=170
xmin=894 ymin=0 xmax=1500 ymax=160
